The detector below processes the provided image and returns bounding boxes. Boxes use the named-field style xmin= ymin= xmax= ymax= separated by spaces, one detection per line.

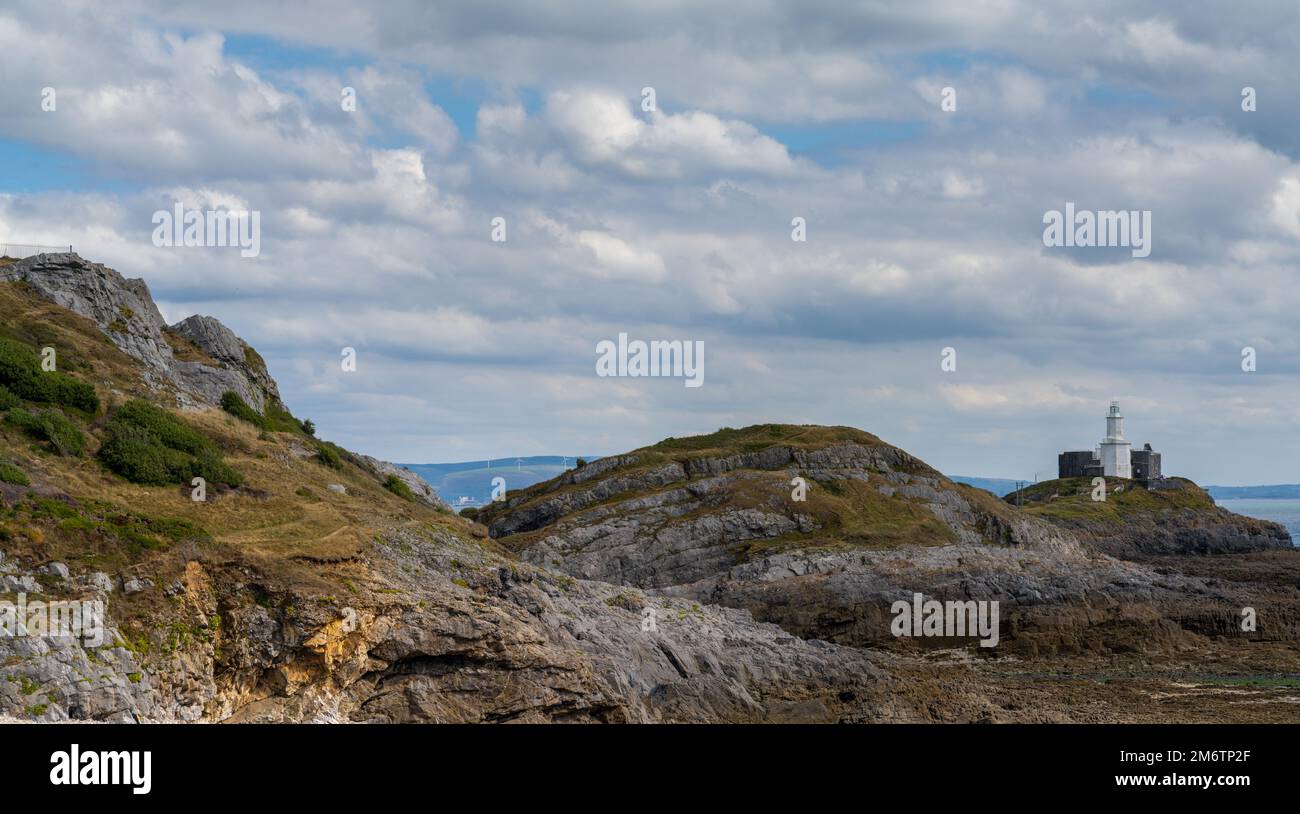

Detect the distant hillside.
xmin=947 ymin=475 xmax=1024 ymax=497
xmin=403 ymin=456 xmax=599 ymax=506
xmin=1205 ymin=484 xmax=1300 ymax=499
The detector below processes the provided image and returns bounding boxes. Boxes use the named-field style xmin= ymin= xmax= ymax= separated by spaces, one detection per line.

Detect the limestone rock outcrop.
xmin=1 ymin=253 xmax=273 ymax=411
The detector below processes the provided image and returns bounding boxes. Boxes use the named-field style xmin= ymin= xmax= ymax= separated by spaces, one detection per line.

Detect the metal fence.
xmin=0 ymin=243 xmax=73 ymax=259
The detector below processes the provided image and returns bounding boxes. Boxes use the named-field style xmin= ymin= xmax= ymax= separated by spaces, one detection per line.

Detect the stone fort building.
xmin=1058 ymin=401 xmax=1162 ymax=481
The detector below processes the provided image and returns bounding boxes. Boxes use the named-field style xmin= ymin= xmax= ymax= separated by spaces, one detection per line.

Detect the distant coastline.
xmin=1204 ymin=484 xmax=1300 ymax=499
xmin=948 ymin=476 xmax=1023 ymax=497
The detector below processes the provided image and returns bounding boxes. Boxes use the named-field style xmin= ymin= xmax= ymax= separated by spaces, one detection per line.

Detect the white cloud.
xmin=573 ymin=231 xmax=667 ymax=282
xmin=545 ymin=90 xmax=800 ymax=178
xmin=3 ymin=0 xmax=1300 ymax=483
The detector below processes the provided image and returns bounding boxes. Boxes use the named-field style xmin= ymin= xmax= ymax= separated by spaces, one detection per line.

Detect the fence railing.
xmin=0 ymin=243 xmax=73 ymax=259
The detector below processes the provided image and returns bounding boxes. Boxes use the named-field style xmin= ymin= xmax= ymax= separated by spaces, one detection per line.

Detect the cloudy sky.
xmin=2 ymin=1 xmax=1298 ymax=484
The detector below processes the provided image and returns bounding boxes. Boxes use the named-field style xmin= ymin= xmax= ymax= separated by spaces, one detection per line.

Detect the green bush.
xmin=111 ymin=401 xmax=211 ymax=455
xmin=220 ymin=391 xmax=265 ymax=428
xmin=458 ymin=506 xmax=479 ymax=520
xmin=0 ymin=384 xmax=18 ymax=411
xmin=263 ymin=402 xmax=305 ymax=433
xmin=220 ymin=390 xmax=305 ymax=435
xmin=383 ymin=474 xmax=414 ymax=500
xmin=316 ymin=442 xmax=342 ymax=470
xmin=0 ymin=460 xmax=29 ymax=485
xmin=0 ymin=337 xmax=99 ymax=413
xmin=300 ymin=418 xmax=316 ymax=437
xmin=49 ymin=376 xmax=98 ymax=412
xmin=98 ymin=422 xmax=195 ymax=484
xmin=5 ymin=408 xmax=86 ymax=456
xmin=98 ymin=400 xmax=241 ymax=486
xmin=0 ymin=339 xmax=42 ymax=396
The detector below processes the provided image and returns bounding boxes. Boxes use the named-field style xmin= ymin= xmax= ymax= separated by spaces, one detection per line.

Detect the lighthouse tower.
xmin=1099 ymin=400 xmax=1132 ymax=478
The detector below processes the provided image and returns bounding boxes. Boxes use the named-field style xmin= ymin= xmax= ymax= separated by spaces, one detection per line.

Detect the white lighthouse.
xmin=1099 ymin=400 xmax=1131 ymax=478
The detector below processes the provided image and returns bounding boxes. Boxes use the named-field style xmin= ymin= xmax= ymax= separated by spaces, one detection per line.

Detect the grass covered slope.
xmin=642 ymin=424 xmax=905 ymax=458
xmin=477 ymin=423 xmax=1075 ymax=589
xmin=1007 ymin=476 xmax=1216 ymax=517
xmin=1004 ymin=477 xmax=1291 ymax=556
xmin=480 ymin=423 xmax=943 ymax=525
xmin=0 ymin=278 xmax=466 ymax=647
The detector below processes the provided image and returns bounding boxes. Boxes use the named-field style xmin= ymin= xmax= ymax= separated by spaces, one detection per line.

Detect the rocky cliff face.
xmin=0 ymin=522 xmax=898 ymax=723
xmin=0 ymin=252 xmax=435 ymax=502
xmin=1 ymin=253 xmax=276 ymax=411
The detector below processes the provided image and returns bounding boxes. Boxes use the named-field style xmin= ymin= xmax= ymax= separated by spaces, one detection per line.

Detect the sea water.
xmin=1214 ymin=498 xmax=1300 ymax=546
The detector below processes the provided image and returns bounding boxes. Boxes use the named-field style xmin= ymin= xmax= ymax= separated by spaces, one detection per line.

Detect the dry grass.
xmin=3 ymin=408 xmax=469 ymax=591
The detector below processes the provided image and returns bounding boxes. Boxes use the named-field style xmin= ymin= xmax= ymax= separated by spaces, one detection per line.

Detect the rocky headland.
xmin=1 ymin=253 xmax=1296 ymax=723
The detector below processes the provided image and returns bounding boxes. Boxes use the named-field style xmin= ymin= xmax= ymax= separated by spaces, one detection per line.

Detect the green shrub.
xmin=458 ymin=506 xmax=479 ymax=520
xmin=0 ymin=384 xmax=18 ymax=411
xmin=220 ymin=390 xmax=305 ymax=435
xmin=98 ymin=400 xmax=241 ymax=486
xmin=98 ymin=423 xmax=195 ymax=484
xmin=316 ymin=443 xmax=342 ymax=470
xmin=263 ymin=402 xmax=305 ymax=434
xmin=383 ymin=474 xmax=414 ymax=500
xmin=220 ymin=391 xmax=265 ymax=428
xmin=49 ymin=377 xmax=98 ymax=413
xmin=0 ymin=339 xmax=42 ymax=396
xmin=112 ymin=401 xmax=210 ymax=454
xmin=0 ymin=460 xmax=28 ymax=485
xmin=5 ymin=408 xmax=86 ymax=456
xmin=301 ymin=419 xmax=315 ymax=437
xmin=0 ymin=337 xmax=99 ymax=413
